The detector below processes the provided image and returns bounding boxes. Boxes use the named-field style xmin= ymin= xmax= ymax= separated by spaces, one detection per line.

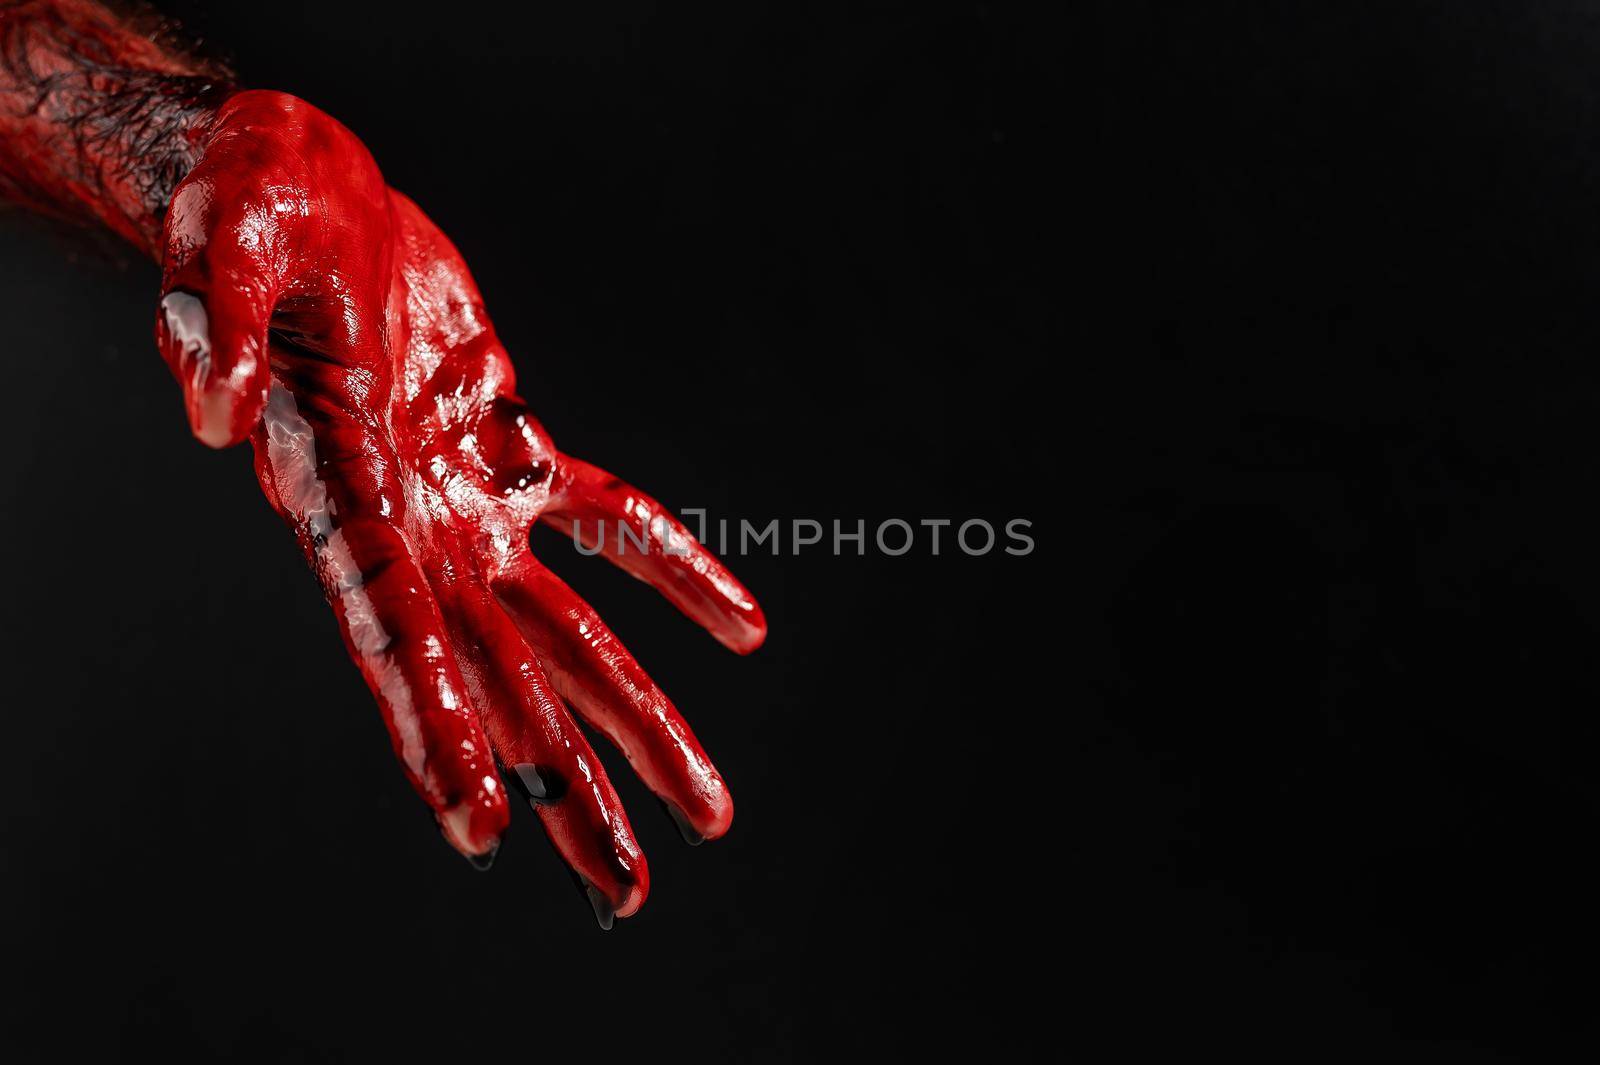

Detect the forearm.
xmin=0 ymin=0 xmax=230 ymax=253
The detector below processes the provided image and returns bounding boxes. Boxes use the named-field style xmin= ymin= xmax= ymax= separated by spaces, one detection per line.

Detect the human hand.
xmin=154 ymin=90 xmax=765 ymax=926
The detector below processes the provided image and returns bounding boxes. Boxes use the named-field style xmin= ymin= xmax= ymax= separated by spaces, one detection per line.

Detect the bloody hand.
xmin=1 ymin=3 xmax=764 ymax=927
xmin=154 ymin=90 xmax=766 ymax=924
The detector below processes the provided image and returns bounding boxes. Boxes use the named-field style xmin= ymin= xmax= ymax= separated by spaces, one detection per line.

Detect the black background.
xmin=1089 ymin=1 xmax=1600 ymax=1058
xmin=0 ymin=1 xmax=1053 ymax=1060
xmin=44 ymin=0 xmax=1600 ymax=1058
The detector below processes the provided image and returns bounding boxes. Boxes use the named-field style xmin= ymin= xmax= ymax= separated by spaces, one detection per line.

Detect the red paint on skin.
xmin=0 ymin=1 xmax=220 ymax=250
xmin=1 ymin=2 xmax=764 ymax=925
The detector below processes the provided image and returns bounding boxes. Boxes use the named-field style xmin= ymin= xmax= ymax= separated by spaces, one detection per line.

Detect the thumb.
xmin=155 ymin=270 xmax=274 ymax=449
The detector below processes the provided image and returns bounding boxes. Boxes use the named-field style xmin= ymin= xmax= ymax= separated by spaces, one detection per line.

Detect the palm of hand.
xmin=154 ymin=90 xmax=763 ymax=925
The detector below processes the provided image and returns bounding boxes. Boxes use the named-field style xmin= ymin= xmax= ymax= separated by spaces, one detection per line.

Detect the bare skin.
xmin=1 ymin=1 xmax=765 ymax=927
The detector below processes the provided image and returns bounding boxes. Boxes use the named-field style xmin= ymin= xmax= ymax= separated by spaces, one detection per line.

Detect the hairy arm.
xmin=0 ymin=0 xmax=229 ymax=251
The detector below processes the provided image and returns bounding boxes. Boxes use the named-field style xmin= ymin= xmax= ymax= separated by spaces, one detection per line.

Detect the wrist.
xmin=0 ymin=1 xmax=234 ymax=254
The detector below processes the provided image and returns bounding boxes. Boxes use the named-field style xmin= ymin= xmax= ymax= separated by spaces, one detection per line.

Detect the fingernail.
xmin=660 ymin=799 xmax=705 ymax=846
xmin=585 ymin=885 xmax=616 ymax=931
xmin=511 ymin=762 xmax=567 ymax=808
xmin=161 ymin=291 xmax=210 ymax=372
xmin=436 ymin=805 xmax=500 ymax=869
xmin=571 ymin=873 xmax=616 ymax=931
xmin=160 ymin=291 xmax=247 ymax=448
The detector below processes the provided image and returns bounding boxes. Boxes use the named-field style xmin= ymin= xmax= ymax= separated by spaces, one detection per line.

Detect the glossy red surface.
xmin=1 ymin=4 xmax=764 ymax=926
